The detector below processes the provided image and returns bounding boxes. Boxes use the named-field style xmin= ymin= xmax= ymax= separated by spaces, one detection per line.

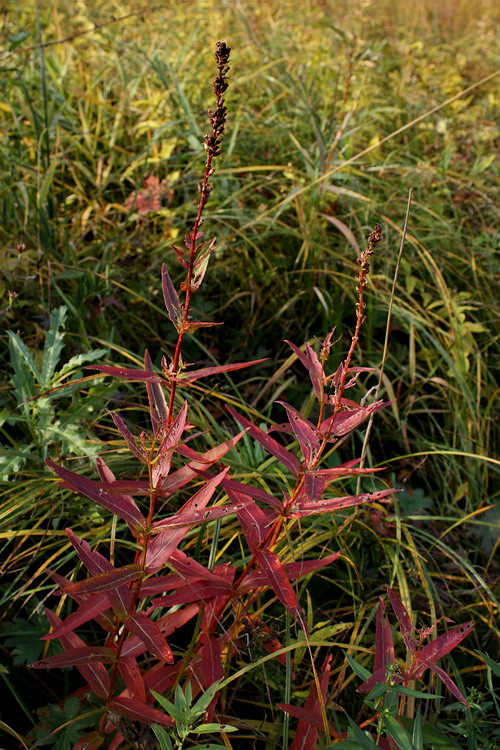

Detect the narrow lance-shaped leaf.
xmin=279 ymin=654 xmax=333 ymax=749
xmin=238 ymin=551 xmax=343 ymax=593
xmin=423 ymin=660 xmax=469 ymax=706
xmin=89 ymin=365 xmax=164 ymax=382
xmin=153 ymin=401 xmax=189 ymax=486
xmin=59 ymin=564 xmax=143 ymax=596
xmin=124 ymin=612 xmax=174 ymax=664
xmin=162 ymin=263 xmax=182 ymax=327
xmin=42 ymin=593 xmax=111 ymax=641
xmin=416 ymin=621 xmax=475 ymax=672
xmin=285 ymin=340 xmax=325 ymax=401
xmin=47 ymin=461 xmax=146 ymax=528
xmin=108 ymin=411 xmax=146 ymax=463
xmin=66 ymin=530 xmax=132 ymax=616
xmin=358 ymin=597 xmax=396 ymax=694
xmin=386 ymin=588 xmax=417 ymax=654
xmin=144 ymin=348 xmax=168 ymax=433
xmin=108 ymin=697 xmax=174 ymax=728
xmin=277 ymin=400 xmax=320 ymax=465
xmin=41 ymin=609 xmax=110 ymax=699
xmin=175 ymin=358 xmax=268 ymax=384
xmin=145 ymin=468 xmax=229 ymax=573
xmin=290 ymin=488 xmax=395 ymax=517
xmin=31 ymin=645 xmax=117 ymax=669
xmin=227 ymin=405 xmax=301 ymax=475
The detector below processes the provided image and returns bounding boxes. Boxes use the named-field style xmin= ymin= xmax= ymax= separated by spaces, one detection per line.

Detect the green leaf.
xmin=191 ymin=723 xmax=238 ymax=733
xmin=58 ymin=348 xmax=108 ymax=378
xmin=8 ymin=31 xmax=30 ymax=48
xmin=8 ymin=331 xmax=39 ymax=405
xmin=412 ymin=713 xmax=423 ymax=750
xmin=41 ymin=307 xmax=67 ymax=387
xmin=152 ymin=725 xmax=174 ymax=750
xmin=191 ymin=680 xmax=223 ymax=716
xmin=325 ymin=744 xmax=361 ymax=750
xmin=345 ymin=653 xmax=372 ymax=682
xmin=1 ymin=614 xmax=57 ymax=666
xmin=347 ymin=717 xmax=378 ymax=749
xmin=387 ymin=684 xmax=440 ymax=700
xmin=151 ymin=690 xmax=185 ymax=725
xmin=382 ymin=714 xmax=414 ymax=750
xmin=475 ymin=650 xmax=500 ymax=678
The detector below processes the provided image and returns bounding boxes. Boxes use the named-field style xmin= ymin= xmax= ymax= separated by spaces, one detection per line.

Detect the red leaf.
xmin=255 ymin=548 xmax=303 ymax=621
xmin=47 ymin=461 xmax=145 ymax=528
xmin=424 ymin=660 xmax=469 ymax=706
xmin=289 ymin=488 xmax=395 ymax=517
xmin=176 ymin=359 xmax=267 ymax=384
xmin=146 ymin=469 xmax=228 ymax=572
xmin=121 ymin=605 xmax=200 ymax=659
xmin=152 ymin=401 xmax=189 ymax=486
xmin=304 ymin=472 xmax=326 ymax=502
xmin=416 ymin=621 xmax=474 ymax=670
xmin=219 ymin=475 xmax=282 ymax=510
xmin=285 ymin=340 xmax=325 ymax=400
xmin=152 ymin=579 xmax=233 ymax=607
xmin=144 ymin=349 xmax=168 ymax=433
xmin=161 ymin=263 xmax=181 ymax=327
xmin=118 ymin=656 xmax=146 ymax=703
xmin=200 ymin=633 xmax=223 ymax=685
xmin=42 ymin=610 xmax=110 ymax=699
xmin=142 ymin=663 xmax=179 ymax=697
xmin=31 ymin=645 xmax=116 ymax=669
xmin=277 ymin=401 xmax=320 ymax=465
xmin=359 ymin=597 xmax=396 ymax=693
xmin=108 ymin=697 xmax=174 ymax=727
xmin=283 ymin=654 xmax=332 ymax=749
xmin=386 ymin=588 xmax=417 ymax=654
xmin=227 ymin=405 xmax=300 ymax=475
xmin=108 ymin=411 xmax=146 ymax=463
xmin=238 ymin=552 xmax=343 ymax=593
xmin=158 ymin=430 xmax=247 ymax=496
xmin=374 ymin=597 xmax=395 ymax=675
xmin=60 ymin=565 xmax=143 ymax=595
xmin=125 ymin=612 xmax=173 ymax=664
xmin=232 ymin=494 xmax=271 ymax=550
xmin=89 ymin=365 xmax=164 ymax=382
xmin=320 ymin=399 xmax=390 ymax=438
xmin=151 ymin=501 xmax=248 ymax=532
xmin=66 ymin=530 xmax=132 ymax=616
xmin=42 ymin=594 xmax=111 ymax=640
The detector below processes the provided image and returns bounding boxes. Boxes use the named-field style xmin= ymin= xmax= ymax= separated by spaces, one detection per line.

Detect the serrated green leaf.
xmin=345 ymin=653 xmax=372 ymax=682
xmin=58 ymin=348 xmax=108 ymax=377
xmin=41 ymin=307 xmax=67 ymax=387
xmin=8 ymin=331 xmax=38 ymax=405
xmin=152 ymin=724 xmax=174 ymax=750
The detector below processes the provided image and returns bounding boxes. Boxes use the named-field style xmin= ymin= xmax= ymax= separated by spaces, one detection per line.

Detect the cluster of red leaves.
xmin=32 ymin=325 xmax=396 ymax=747
xmin=278 ymin=590 xmax=473 ymax=749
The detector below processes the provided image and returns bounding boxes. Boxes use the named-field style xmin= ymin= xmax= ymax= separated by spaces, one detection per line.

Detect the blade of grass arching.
xmin=410 ymin=526 xmax=499 ymax=612
xmin=356 ymin=189 xmax=412 ymax=494
xmin=244 ymin=67 xmax=500 ymax=228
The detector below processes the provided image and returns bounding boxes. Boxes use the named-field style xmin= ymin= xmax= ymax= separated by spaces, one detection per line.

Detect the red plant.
xmin=27 ymin=41 xmax=464 ymax=749
xmin=358 ymin=590 xmax=474 ymax=706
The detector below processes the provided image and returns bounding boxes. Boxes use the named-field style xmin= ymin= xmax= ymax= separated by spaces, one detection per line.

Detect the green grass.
xmin=0 ymin=1 xmax=499 ymax=747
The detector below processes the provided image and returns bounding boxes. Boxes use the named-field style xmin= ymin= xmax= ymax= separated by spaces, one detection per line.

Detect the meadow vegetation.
xmin=0 ymin=1 xmax=498 ymax=748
